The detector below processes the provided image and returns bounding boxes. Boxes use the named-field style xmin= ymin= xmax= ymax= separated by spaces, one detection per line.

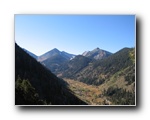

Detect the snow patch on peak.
xmin=70 ymin=55 xmax=75 ymax=60
xmin=82 ymin=51 xmax=90 ymax=56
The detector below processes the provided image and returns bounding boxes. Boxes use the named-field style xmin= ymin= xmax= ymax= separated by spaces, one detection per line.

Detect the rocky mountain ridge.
xmin=82 ymin=47 xmax=112 ymax=60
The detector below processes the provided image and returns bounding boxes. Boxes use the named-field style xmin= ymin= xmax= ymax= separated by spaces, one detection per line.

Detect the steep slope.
xmin=57 ymin=48 xmax=135 ymax=87
xmin=41 ymin=54 xmax=68 ymax=73
xmin=38 ymin=48 xmax=75 ymax=62
xmin=37 ymin=48 xmax=75 ymax=73
xmin=56 ymin=48 xmax=135 ymax=105
xmin=61 ymin=51 xmax=76 ymax=60
xmin=77 ymin=48 xmax=135 ymax=85
xmin=23 ymin=48 xmax=38 ymax=60
xmin=38 ymin=48 xmax=60 ymax=62
xmin=15 ymin=43 xmax=87 ymax=105
xmin=82 ymin=47 xmax=112 ymax=60
xmin=55 ymin=55 xmax=93 ymax=79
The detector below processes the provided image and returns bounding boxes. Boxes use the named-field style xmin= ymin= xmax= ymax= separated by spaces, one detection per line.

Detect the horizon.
xmin=15 ymin=15 xmax=135 ymax=56
xmin=19 ymin=45 xmax=134 ymax=56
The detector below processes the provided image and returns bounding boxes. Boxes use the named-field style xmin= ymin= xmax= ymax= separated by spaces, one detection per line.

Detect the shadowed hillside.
xmin=15 ymin=43 xmax=87 ymax=105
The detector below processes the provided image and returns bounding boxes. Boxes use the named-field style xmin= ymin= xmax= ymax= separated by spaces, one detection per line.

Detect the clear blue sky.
xmin=15 ymin=15 xmax=135 ymax=56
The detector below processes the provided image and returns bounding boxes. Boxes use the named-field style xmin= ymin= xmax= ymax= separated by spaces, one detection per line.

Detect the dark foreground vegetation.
xmin=15 ymin=43 xmax=87 ymax=105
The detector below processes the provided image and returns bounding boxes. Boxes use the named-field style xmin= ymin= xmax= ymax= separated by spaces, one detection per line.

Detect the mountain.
xmin=56 ymin=47 xmax=135 ymax=86
xmin=54 ymin=47 xmax=112 ymax=79
xmin=38 ymin=48 xmax=60 ymax=62
xmin=41 ymin=54 xmax=69 ymax=73
xmin=38 ymin=48 xmax=75 ymax=62
xmin=78 ymin=48 xmax=134 ymax=86
xmin=82 ymin=47 xmax=112 ymax=60
xmin=37 ymin=48 xmax=75 ymax=73
xmin=55 ymin=47 xmax=135 ymax=105
xmin=23 ymin=48 xmax=38 ymax=59
xmin=15 ymin=43 xmax=87 ymax=105
xmin=61 ymin=51 xmax=76 ymax=60
xmin=55 ymin=55 xmax=93 ymax=78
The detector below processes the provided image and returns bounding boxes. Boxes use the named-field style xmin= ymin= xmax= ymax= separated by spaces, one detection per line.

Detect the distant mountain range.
xmin=24 ymin=47 xmax=112 ymax=73
xmin=23 ymin=47 xmax=135 ymax=87
xmin=55 ymin=47 xmax=135 ymax=85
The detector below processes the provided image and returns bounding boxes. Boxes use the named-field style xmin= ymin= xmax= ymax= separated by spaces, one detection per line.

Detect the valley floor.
xmin=64 ymin=78 xmax=135 ymax=105
xmin=64 ymin=78 xmax=111 ymax=105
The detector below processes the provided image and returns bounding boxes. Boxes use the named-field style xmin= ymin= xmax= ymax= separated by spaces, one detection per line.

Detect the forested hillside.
xmin=55 ymin=55 xmax=93 ymax=78
xmin=57 ymin=48 xmax=135 ymax=86
xmin=54 ymin=48 xmax=135 ymax=105
xmin=15 ymin=43 xmax=87 ymax=105
xmin=16 ymin=44 xmax=135 ymax=105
